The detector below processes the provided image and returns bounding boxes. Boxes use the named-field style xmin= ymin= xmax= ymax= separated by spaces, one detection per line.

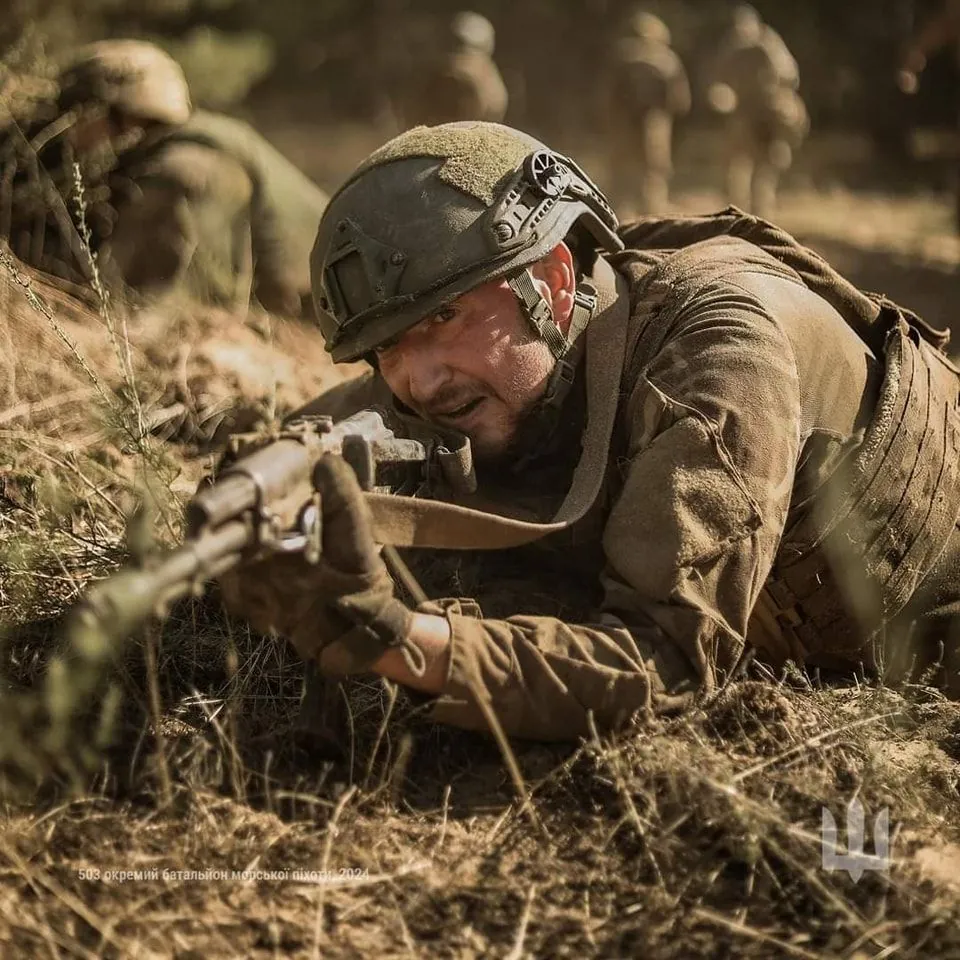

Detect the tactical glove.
xmin=219 ymin=455 xmax=423 ymax=676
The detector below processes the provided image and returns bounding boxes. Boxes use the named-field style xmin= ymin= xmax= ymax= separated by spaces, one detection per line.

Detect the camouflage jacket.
xmin=296 ymin=230 xmax=960 ymax=740
xmin=0 ymin=108 xmax=328 ymax=315
xmin=100 ymin=110 xmax=329 ymax=315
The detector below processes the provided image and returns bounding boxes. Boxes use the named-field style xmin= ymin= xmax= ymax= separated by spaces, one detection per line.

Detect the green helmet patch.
xmin=311 ymin=122 xmax=621 ymax=363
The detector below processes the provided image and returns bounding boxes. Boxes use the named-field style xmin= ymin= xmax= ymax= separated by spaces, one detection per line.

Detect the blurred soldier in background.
xmin=0 ymin=39 xmax=328 ymax=317
xmin=899 ymin=0 xmax=960 ymax=93
xmin=705 ymin=4 xmax=808 ymax=217
xmin=394 ymin=11 xmax=509 ymax=129
xmin=898 ymin=0 xmax=960 ymax=234
xmin=603 ymin=8 xmax=690 ymax=216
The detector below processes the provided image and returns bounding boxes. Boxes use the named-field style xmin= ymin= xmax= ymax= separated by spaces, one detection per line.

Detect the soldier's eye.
xmin=374 ymin=334 xmax=400 ymax=355
xmin=431 ymin=306 xmax=458 ymax=324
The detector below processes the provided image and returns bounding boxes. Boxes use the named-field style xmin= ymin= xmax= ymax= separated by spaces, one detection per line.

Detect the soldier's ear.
xmin=531 ymin=242 xmax=576 ymax=335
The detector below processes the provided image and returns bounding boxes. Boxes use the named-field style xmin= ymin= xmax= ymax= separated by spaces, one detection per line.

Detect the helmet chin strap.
xmin=507 ymin=266 xmax=598 ymax=414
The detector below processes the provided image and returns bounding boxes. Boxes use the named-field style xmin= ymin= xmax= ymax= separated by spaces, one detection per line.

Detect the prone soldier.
xmin=1 ymin=39 xmax=328 ymax=317
xmin=218 ymin=121 xmax=960 ymax=741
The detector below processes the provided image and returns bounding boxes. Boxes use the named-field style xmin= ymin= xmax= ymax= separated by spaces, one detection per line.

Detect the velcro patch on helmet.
xmin=349 ymin=123 xmax=540 ymax=205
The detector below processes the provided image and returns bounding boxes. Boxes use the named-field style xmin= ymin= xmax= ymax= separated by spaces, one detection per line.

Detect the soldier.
xmin=1 ymin=40 xmax=328 ymax=316
xmin=898 ymin=0 xmax=960 ymax=234
xmin=394 ymin=11 xmax=509 ymax=129
xmin=220 ymin=122 xmax=960 ymax=741
xmin=604 ymin=9 xmax=691 ymax=216
xmin=705 ymin=4 xmax=808 ymax=217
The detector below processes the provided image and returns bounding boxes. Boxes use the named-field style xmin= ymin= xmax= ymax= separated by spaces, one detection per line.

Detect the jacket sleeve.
xmin=424 ymin=279 xmax=804 ymax=740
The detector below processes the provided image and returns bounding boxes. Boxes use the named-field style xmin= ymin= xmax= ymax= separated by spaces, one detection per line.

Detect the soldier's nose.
xmin=405 ymin=354 xmax=453 ymax=409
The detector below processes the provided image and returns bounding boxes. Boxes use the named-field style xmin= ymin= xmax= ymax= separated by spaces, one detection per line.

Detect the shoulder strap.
xmin=365 ymin=256 xmax=632 ymax=549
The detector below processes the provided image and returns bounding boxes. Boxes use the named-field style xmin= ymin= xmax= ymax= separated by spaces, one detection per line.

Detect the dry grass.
xmin=0 ymin=207 xmax=958 ymax=959
xmin=0 ymin=672 xmax=957 ymax=958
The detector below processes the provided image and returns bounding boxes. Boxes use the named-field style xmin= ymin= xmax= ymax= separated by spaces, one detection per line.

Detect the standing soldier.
xmin=705 ymin=4 xmax=808 ymax=217
xmin=1 ymin=40 xmax=328 ymax=317
xmin=898 ymin=0 xmax=960 ymax=235
xmin=604 ymin=9 xmax=691 ymax=216
xmin=394 ymin=11 xmax=509 ymax=129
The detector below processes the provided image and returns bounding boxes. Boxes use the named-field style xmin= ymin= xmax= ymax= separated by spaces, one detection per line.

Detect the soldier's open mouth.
xmin=442 ymin=398 xmax=484 ymax=421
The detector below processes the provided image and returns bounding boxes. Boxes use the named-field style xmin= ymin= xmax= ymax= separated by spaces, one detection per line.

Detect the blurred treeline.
xmin=1 ymin=0 xmax=954 ymax=149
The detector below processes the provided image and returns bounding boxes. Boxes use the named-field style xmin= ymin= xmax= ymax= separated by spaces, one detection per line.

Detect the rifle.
xmin=67 ymin=408 xmax=433 ymax=652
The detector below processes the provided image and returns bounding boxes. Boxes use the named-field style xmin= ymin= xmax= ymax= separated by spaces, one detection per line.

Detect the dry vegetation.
xmin=0 ymin=218 xmax=959 ymax=960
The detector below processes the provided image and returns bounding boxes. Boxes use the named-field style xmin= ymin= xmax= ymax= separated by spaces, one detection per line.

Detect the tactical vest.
xmin=307 ymin=208 xmax=960 ymax=671
xmin=618 ymin=208 xmax=960 ymax=666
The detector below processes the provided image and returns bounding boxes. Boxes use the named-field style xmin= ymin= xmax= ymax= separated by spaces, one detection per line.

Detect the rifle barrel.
xmin=70 ymin=519 xmax=251 ymax=648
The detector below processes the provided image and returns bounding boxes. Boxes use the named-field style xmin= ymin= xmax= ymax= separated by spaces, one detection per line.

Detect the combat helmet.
xmin=311 ymin=122 xmax=622 ymax=379
xmin=627 ymin=10 xmax=672 ymax=46
xmin=450 ymin=11 xmax=497 ymax=56
xmin=57 ymin=40 xmax=191 ymax=126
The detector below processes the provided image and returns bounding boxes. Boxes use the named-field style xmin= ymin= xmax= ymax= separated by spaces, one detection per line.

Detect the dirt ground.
xmin=0 ymin=178 xmax=959 ymax=959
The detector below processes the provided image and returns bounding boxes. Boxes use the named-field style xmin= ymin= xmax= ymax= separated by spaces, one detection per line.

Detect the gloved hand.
xmin=218 ymin=455 xmax=422 ymax=676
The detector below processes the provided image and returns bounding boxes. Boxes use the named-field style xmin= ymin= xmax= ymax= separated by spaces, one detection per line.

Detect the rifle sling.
xmin=365 ymin=258 xmax=630 ymax=550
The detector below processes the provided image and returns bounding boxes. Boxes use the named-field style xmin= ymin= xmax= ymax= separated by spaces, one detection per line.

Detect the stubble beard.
xmin=469 ymin=397 xmax=550 ymax=472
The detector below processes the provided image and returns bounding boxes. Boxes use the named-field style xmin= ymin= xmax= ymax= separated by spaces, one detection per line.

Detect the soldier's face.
xmin=375 ymin=244 xmax=576 ymax=462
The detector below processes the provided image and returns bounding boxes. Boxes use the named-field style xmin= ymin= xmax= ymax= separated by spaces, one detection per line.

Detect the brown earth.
xmin=0 ymin=186 xmax=959 ymax=958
